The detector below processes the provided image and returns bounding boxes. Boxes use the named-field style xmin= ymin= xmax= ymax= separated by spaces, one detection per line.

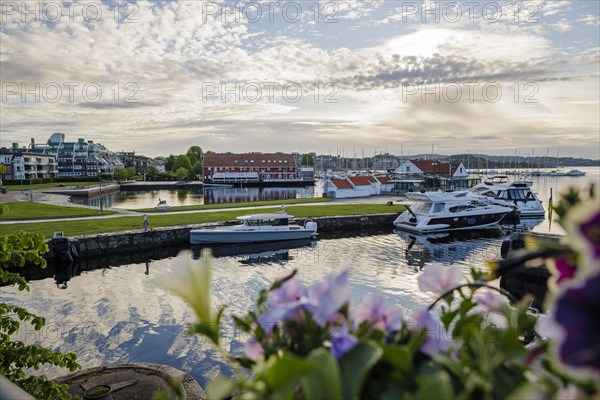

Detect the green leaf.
xmin=381 ymin=345 xmax=412 ymax=375
xmin=415 ymin=370 xmax=454 ymax=400
xmin=263 ymin=353 xmax=314 ymax=395
xmin=206 ymin=377 xmax=235 ymax=399
xmin=340 ymin=341 xmax=383 ymax=400
xmin=301 ymin=348 xmax=343 ymax=400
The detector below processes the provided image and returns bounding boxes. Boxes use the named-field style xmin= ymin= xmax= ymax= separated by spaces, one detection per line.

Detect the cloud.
xmin=0 ymin=0 xmax=598 ymax=158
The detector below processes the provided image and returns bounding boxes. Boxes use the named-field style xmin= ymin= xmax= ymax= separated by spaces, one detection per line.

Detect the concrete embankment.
xmin=42 ymin=184 xmax=120 ymax=197
xmin=44 ymin=213 xmax=399 ymax=260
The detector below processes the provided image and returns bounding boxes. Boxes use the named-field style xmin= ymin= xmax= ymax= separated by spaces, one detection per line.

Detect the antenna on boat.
xmin=280 ymin=204 xmax=286 ymax=214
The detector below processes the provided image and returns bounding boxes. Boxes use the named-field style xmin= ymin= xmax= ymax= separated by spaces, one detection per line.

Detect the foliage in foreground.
xmin=0 ymin=228 xmax=81 ymax=399
xmin=154 ymin=185 xmax=600 ymax=399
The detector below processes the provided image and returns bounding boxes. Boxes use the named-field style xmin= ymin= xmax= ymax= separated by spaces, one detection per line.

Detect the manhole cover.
xmin=55 ymin=363 xmax=205 ymax=399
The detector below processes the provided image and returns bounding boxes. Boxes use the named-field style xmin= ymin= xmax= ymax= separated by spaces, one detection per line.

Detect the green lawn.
xmin=0 ymin=202 xmax=115 ymax=221
xmin=136 ymin=197 xmax=333 ymax=212
xmin=2 ymin=181 xmax=108 ymax=191
xmin=0 ymin=204 xmax=405 ymax=238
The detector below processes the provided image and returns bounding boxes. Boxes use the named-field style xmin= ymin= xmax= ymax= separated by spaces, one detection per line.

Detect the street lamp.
xmin=29 ymin=178 xmax=33 ymax=202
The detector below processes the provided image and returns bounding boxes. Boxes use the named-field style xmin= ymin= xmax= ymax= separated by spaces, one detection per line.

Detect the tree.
xmin=113 ymin=167 xmax=136 ymax=181
xmin=175 ymin=167 xmax=189 ymax=181
xmin=173 ymin=155 xmax=192 ymax=172
xmin=191 ymin=161 xmax=203 ymax=179
xmin=147 ymin=166 xmax=159 ymax=178
xmin=301 ymin=154 xmax=315 ymax=167
xmin=165 ymin=154 xmax=176 ymax=172
xmin=0 ymin=222 xmax=80 ymax=399
xmin=186 ymin=146 xmax=203 ymax=166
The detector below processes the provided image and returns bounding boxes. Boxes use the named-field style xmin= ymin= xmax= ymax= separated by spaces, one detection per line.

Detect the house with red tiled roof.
xmin=203 ymin=153 xmax=303 ymax=185
xmin=324 ymin=175 xmax=383 ymax=198
xmin=393 ymin=159 xmax=468 ymax=178
xmin=374 ymin=175 xmax=394 ymax=192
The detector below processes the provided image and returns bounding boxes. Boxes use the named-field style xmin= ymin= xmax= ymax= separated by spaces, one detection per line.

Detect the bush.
xmin=0 ymin=227 xmax=81 ymax=399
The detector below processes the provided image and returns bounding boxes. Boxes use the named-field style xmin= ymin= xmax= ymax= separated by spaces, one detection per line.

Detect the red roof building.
xmin=394 ymin=159 xmax=467 ymax=178
xmin=203 ymin=153 xmax=300 ymax=184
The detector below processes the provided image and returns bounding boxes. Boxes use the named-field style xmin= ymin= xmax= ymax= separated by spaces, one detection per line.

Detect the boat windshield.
xmin=410 ymin=201 xmax=432 ymax=214
xmin=243 ymin=218 xmax=289 ymax=227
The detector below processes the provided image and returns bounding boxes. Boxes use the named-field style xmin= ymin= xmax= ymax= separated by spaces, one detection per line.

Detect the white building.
xmin=393 ymin=159 xmax=468 ymax=178
xmin=324 ymin=176 xmax=382 ymax=198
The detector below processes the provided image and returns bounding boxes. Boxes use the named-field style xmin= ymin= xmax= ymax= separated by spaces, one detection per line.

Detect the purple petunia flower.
xmin=550 ymin=257 xmax=578 ymax=286
xmin=330 ymin=325 xmax=358 ymax=359
xmin=269 ymin=278 xmax=307 ymax=306
xmin=306 ymin=270 xmax=350 ymax=326
xmin=577 ymin=208 xmax=600 ymax=260
xmin=553 ymin=270 xmax=600 ymax=375
xmin=244 ymin=338 xmax=264 ymax=361
xmin=413 ymin=309 xmax=452 ymax=356
xmin=352 ymin=294 xmax=403 ymax=332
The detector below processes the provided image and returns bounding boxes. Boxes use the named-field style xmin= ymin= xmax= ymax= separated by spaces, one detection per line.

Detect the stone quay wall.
xmin=44 ymin=213 xmax=400 ymax=260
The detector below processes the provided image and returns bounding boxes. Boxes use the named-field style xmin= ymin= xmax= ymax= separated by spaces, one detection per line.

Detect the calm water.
xmin=0 ymin=226 xmax=533 ymax=386
xmin=4 ymin=166 xmax=598 ymax=386
xmin=70 ymin=184 xmax=324 ymax=209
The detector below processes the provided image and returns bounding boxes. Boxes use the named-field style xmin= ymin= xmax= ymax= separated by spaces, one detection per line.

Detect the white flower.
xmin=475 ymin=290 xmax=509 ymax=313
xmin=152 ymin=249 xmax=214 ymax=324
xmin=417 ymin=264 xmax=464 ymax=294
xmin=534 ymin=314 xmax=563 ymax=341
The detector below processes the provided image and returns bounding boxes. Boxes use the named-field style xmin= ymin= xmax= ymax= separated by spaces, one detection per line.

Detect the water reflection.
xmin=1 ymin=227 xmax=534 ymax=387
xmin=395 ymin=228 xmax=506 ymax=268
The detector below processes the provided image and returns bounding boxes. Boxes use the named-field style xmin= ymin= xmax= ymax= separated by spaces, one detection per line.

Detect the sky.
xmin=1 ymin=0 xmax=599 ymax=159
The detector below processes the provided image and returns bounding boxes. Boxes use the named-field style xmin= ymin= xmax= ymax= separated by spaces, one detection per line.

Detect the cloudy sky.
xmin=1 ymin=0 xmax=599 ymax=158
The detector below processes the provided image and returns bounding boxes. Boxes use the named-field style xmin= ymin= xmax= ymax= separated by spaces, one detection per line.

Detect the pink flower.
xmin=306 ymin=270 xmax=350 ymax=326
xmin=352 ymin=294 xmax=404 ymax=332
xmin=244 ymin=338 xmax=264 ymax=361
xmin=413 ymin=309 xmax=452 ymax=356
xmin=417 ymin=264 xmax=464 ymax=294
xmin=475 ymin=290 xmax=508 ymax=313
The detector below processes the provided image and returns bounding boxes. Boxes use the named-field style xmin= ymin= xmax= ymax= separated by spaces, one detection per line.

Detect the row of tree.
xmin=162 ymin=146 xmax=203 ymax=180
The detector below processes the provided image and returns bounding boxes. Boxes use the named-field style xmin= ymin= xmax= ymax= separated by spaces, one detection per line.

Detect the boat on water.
xmin=565 ymin=169 xmax=586 ymax=177
xmin=394 ymin=192 xmax=513 ymax=234
xmin=455 ymin=176 xmax=545 ymax=218
xmin=189 ymin=212 xmax=318 ymax=244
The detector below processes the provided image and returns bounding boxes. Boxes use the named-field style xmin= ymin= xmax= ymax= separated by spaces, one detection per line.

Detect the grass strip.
xmin=0 ymin=204 xmax=405 ymax=238
xmin=136 ymin=197 xmax=333 ymax=212
xmin=0 ymin=202 xmax=115 ymax=221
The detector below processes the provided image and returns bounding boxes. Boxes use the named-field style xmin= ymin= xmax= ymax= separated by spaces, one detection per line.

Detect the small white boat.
xmin=394 ymin=193 xmax=513 ymax=234
xmin=190 ymin=212 xmax=318 ymax=244
xmin=566 ymin=169 xmax=586 ymax=177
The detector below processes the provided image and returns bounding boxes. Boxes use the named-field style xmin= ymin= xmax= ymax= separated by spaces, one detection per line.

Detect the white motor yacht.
xmin=190 ymin=212 xmax=318 ymax=244
xmin=393 ymin=193 xmax=513 ymax=234
xmin=566 ymin=169 xmax=586 ymax=177
xmin=454 ymin=176 xmax=545 ymax=218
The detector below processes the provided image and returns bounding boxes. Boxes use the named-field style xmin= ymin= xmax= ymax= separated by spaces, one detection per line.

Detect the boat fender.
xmin=69 ymin=242 xmax=79 ymax=259
xmin=500 ymin=239 xmax=511 ymax=259
xmin=63 ymin=248 xmax=73 ymax=263
xmin=305 ymin=221 xmax=318 ymax=234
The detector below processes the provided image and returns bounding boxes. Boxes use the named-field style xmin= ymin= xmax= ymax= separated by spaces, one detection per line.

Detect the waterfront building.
xmin=19 ymin=133 xmax=124 ymax=177
xmin=0 ymin=145 xmax=58 ymax=181
xmin=202 ymin=153 xmax=306 ymax=185
xmin=117 ymin=151 xmax=150 ymax=175
xmin=323 ymin=175 xmax=382 ymax=198
xmin=392 ymin=159 xmax=478 ymax=191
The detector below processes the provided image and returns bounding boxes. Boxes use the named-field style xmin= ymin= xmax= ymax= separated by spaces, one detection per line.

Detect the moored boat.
xmin=190 ymin=212 xmax=318 ymax=244
xmin=394 ymin=193 xmax=513 ymax=234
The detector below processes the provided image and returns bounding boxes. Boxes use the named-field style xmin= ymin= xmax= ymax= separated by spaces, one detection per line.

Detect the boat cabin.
xmin=237 ymin=214 xmax=292 ymax=227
